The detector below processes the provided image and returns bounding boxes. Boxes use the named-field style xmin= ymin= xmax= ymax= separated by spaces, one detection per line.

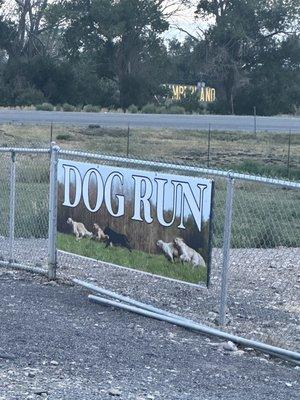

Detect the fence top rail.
xmin=0 ymin=147 xmax=50 ymax=154
xmin=59 ymin=148 xmax=300 ymax=189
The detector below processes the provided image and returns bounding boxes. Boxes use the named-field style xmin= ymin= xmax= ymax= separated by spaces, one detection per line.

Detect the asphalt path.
xmin=0 ymin=271 xmax=299 ymax=400
xmin=0 ymin=109 xmax=299 ymax=133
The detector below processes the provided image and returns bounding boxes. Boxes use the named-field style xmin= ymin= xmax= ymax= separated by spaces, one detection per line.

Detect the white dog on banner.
xmin=174 ymin=237 xmax=206 ymax=268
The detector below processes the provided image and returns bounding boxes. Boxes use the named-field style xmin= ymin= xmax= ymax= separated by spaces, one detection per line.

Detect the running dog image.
xmin=156 ymin=240 xmax=179 ymax=263
xmin=66 ymin=218 xmax=93 ymax=241
xmin=104 ymin=226 xmax=132 ymax=252
xmin=174 ymin=237 xmax=206 ymax=268
xmin=93 ymin=223 xmax=109 ymax=242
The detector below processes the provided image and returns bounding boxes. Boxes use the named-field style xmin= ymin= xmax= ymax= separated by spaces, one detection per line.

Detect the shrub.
xmin=15 ymin=87 xmax=45 ymax=106
xmin=176 ymin=91 xmax=205 ymax=114
xmin=157 ymin=106 xmax=167 ymax=114
xmin=35 ymin=102 xmax=54 ymax=111
xmin=166 ymin=105 xmax=185 ymax=114
xmin=62 ymin=103 xmax=76 ymax=112
xmin=127 ymin=104 xmax=139 ymax=113
xmin=141 ymin=103 xmax=158 ymax=114
xmin=55 ymin=104 xmax=62 ymax=111
xmin=83 ymin=104 xmax=100 ymax=112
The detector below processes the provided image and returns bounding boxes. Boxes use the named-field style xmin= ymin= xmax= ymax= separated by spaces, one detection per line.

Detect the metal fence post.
xmin=8 ymin=151 xmax=16 ymax=263
xmin=219 ymin=172 xmax=235 ymax=325
xmin=48 ymin=142 xmax=59 ymax=280
xmin=287 ymin=129 xmax=291 ymax=179
xmin=126 ymin=124 xmax=130 ymax=157
xmin=207 ymin=123 xmax=211 ymax=168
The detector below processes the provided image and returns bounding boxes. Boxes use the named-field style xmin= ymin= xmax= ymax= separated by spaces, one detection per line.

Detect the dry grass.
xmin=0 ymin=123 xmax=299 ymax=179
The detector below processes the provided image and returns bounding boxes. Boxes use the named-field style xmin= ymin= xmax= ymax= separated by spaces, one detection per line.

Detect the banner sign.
xmin=165 ymin=84 xmax=216 ymax=102
xmin=57 ymin=159 xmax=214 ymax=286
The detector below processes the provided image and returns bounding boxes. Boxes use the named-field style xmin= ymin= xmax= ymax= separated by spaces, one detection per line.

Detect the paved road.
xmin=0 ymin=109 xmax=299 ymax=133
xmin=0 ymin=271 xmax=299 ymax=400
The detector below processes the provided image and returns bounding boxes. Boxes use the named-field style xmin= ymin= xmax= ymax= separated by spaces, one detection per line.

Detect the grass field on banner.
xmin=58 ymin=233 xmax=207 ymax=284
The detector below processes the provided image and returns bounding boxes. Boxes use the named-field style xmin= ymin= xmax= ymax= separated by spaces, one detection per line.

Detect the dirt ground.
xmin=0 ymin=269 xmax=299 ymax=400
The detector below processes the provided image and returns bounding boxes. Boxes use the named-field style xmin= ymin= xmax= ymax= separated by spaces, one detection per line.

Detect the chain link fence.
xmin=0 ymin=152 xmax=10 ymax=260
xmin=0 ymin=146 xmax=299 ymax=356
xmin=222 ymin=178 xmax=299 ymax=350
xmin=0 ymin=148 xmax=50 ymax=274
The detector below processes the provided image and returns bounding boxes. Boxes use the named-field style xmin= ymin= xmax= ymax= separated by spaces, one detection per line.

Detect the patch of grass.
xmin=0 ymin=181 xmax=49 ymax=238
xmin=224 ymin=183 xmax=299 ymax=248
xmin=58 ymin=233 xmax=207 ymax=284
xmin=0 ymin=123 xmax=299 ymax=179
xmin=56 ymin=133 xmax=73 ymax=141
xmin=81 ymin=126 xmax=127 ymax=138
xmin=232 ymin=160 xmax=300 ymax=181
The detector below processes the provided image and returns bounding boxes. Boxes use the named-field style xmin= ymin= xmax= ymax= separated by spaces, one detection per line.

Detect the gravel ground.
xmin=0 ymin=269 xmax=300 ymax=400
xmin=58 ymin=247 xmax=300 ymax=352
xmin=0 ymin=238 xmax=299 ymax=353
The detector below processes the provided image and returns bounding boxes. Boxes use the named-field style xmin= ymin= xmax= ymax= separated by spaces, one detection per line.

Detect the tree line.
xmin=0 ymin=0 xmax=299 ymax=115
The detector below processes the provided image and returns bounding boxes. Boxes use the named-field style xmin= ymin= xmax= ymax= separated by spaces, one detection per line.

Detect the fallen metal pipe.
xmin=73 ymin=278 xmax=192 ymax=323
xmin=0 ymin=260 xmax=47 ymax=275
xmin=89 ymin=294 xmax=300 ymax=364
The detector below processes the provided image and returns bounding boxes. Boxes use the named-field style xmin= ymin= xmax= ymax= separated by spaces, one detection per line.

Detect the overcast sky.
xmin=165 ymin=1 xmax=204 ymax=41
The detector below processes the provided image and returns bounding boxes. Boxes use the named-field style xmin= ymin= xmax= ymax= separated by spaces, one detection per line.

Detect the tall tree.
xmin=1 ymin=0 xmax=52 ymax=58
xmin=196 ymin=0 xmax=300 ymax=113
xmin=54 ymin=0 xmax=170 ymax=108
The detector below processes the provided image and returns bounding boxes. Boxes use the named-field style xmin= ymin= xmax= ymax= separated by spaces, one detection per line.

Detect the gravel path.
xmin=0 ymin=270 xmax=299 ymax=400
xmin=1 ymin=238 xmax=299 ymax=352
xmin=58 ymin=247 xmax=300 ymax=352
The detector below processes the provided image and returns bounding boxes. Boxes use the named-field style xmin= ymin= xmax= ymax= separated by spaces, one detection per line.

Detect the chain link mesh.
xmin=0 ymin=152 xmax=50 ymax=271
xmin=0 ymin=153 xmax=11 ymax=261
xmin=0 ymin=146 xmax=299 ymax=353
xmin=57 ymin=151 xmax=299 ymax=352
xmin=223 ymin=179 xmax=300 ymax=349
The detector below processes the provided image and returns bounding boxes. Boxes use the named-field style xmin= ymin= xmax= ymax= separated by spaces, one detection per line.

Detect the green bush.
xmin=35 ymin=102 xmax=54 ymax=111
xmin=127 ymin=104 xmax=138 ymax=113
xmin=166 ymin=105 xmax=185 ymax=114
xmin=141 ymin=103 xmax=158 ymax=114
xmin=55 ymin=104 xmax=62 ymax=111
xmin=15 ymin=87 xmax=45 ymax=106
xmin=62 ymin=103 xmax=76 ymax=112
xmin=83 ymin=104 xmax=101 ymax=112
xmin=177 ymin=91 xmax=205 ymax=114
